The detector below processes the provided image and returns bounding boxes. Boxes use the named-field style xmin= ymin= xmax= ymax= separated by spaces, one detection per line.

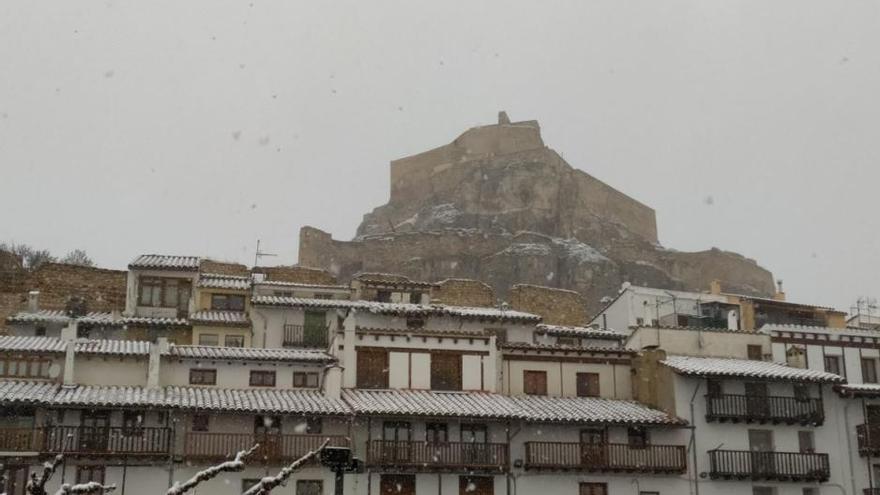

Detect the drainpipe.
xmin=689 ymin=381 xmax=701 ymax=495
xmin=862 ymin=398 xmax=874 ymax=492
xmin=842 ymin=398 xmax=859 ymax=495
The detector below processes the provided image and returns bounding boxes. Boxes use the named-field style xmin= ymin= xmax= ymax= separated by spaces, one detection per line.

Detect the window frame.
xmin=122 ymin=410 xmax=145 ymax=437
xmin=249 ymin=370 xmax=277 ymax=387
xmin=198 ymin=334 xmax=219 ymax=346
xmin=295 ymin=480 xmax=323 ymax=495
xmin=523 ymin=370 xmax=548 ymax=395
xmin=75 ymin=466 xmax=105 ymax=486
xmin=863 ymin=357 xmax=879 ymax=384
xmin=293 ymin=371 xmax=320 ymax=388
xmin=224 ymin=334 xmax=245 ymax=347
xmin=430 ymin=352 xmax=462 ymax=391
xmin=191 ymin=414 xmax=209 ymax=432
xmin=189 ymin=368 xmax=217 ymax=386
xmin=576 ymin=372 xmax=600 ymax=397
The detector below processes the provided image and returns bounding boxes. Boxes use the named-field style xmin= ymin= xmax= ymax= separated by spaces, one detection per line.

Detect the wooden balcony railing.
xmin=705 ymin=394 xmax=824 ymax=425
xmin=185 ymin=433 xmax=349 ymax=462
xmin=856 ymin=424 xmax=880 ymax=455
xmin=0 ymin=428 xmax=41 ymax=452
xmin=864 ymin=489 xmax=880 ymax=495
xmin=43 ymin=426 xmax=172 ymax=456
xmin=708 ymin=450 xmax=830 ymax=482
xmin=524 ymin=442 xmax=687 ymax=474
xmin=367 ymin=440 xmax=508 ymax=472
xmin=282 ymin=324 xmax=329 ymax=348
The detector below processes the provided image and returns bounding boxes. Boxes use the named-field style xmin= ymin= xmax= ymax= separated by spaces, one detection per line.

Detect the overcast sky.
xmin=2 ymin=1 xmax=878 ymax=313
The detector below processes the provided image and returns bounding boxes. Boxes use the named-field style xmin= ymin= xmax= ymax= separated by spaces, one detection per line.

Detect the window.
xmin=706 ymin=379 xmax=723 ymax=396
xmin=304 ymin=418 xmax=322 ymax=434
xmin=824 ymin=355 xmax=842 ymax=376
xmin=293 ymin=371 xmax=320 ymax=388
xmin=627 ymin=427 xmax=649 ymax=448
xmin=752 ymin=488 xmax=776 ymax=495
xmin=798 ymin=431 xmax=815 ymax=453
xmin=242 ymin=479 xmax=261 ymax=493
xmin=426 ymin=423 xmax=448 ymax=443
xmin=460 ymin=424 xmax=487 ymax=443
xmin=635 ymin=317 xmax=645 ymax=326
xmin=198 ymin=334 xmax=219 ymax=346
xmin=747 ymin=345 xmax=763 ymax=361
xmin=579 ymin=483 xmax=608 ymax=495
xmin=224 ymin=334 xmax=245 ymax=347
xmin=557 ymin=337 xmax=578 ymax=346
xmin=296 ymin=480 xmax=323 ymax=495
xmin=35 ymin=326 xmax=46 ymax=337
xmin=75 ymin=466 xmax=105 ymax=486
xmin=210 ymin=294 xmax=245 ymax=311
xmin=250 ymin=370 xmax=276 ymax=387
xmin=139 ymin=277 xmax=191 ymax=309
xmin=189 ymin=369 xmax=217 ymax=385
xmin=576 ymin=372 xmax=600 ymax=397
xmin=122 ymin=410 xmax=144 ymax=436
xmin=375 ymin=290 xmax=392 ymax=302
xmin=430 ymin=353 xmax=462 ymax=391
xmin=383 ymin=421 xmax=411 ymax=441
xmin=273 ymin=290 xmax=293 ymax=297
xmin=313 ymin=293 xmax=333 ymax=300
xmin=357 ymin=349 xmax=389 ymax=389
xmin=863 ymin=358 xmax=878 ymax=383
xmin=406 ymin=316 xmax=425 ymax=329
xmin=409 ymin=292 xmax=422 ymax=304
xmin=523 ymin=370 xmax=548 ymax=395
xmin=793 ymin=384 xmax=810 ymax=402
xmin=191 ymin=414 xmax=209 ymax=432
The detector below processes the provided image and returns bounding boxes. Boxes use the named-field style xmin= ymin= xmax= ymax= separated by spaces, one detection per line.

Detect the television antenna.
xmin=254 ymin=239 xmax=278 ymax=267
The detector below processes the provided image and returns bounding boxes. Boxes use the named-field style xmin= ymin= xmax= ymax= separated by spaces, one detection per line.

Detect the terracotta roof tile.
xmin=662 ymin=355 xmax=844 ymax=383
xmin=129 ymin=254 xmax=200 ymax=271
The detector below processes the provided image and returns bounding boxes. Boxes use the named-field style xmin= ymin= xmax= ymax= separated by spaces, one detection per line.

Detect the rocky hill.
xmin=299 ymin=112 xmax=775 ymax=315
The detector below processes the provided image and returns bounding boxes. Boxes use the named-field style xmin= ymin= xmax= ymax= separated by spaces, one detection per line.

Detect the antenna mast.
xmin=254 ymin=239 xmax=278 ymax=267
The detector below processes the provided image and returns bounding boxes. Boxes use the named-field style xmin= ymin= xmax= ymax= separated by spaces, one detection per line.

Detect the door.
xmin=254 ymin=416 xmax=281 ymax=461
xmin=80 ymin=411 xmax=109 ymax=453
xmin=580 ymin=428 xmax=607 ymax=468
xmin=382 ymin=422 xmax=411 ymax=464
xmin=748 ymin=429 xmax=775 ymax=477
xmin=3 ymin=465 xmax=28 ymax=495
xmin=303 ymin=311 xmax=326 ymax=347
xmin=380 ymin=475 xmax=415 ymax=495
xmin=745 ymin=383 xmax=770 ymax=418
xmin=459 ymin=476 xmax=493 ymax=495
xmin=461 ymin=424 xmax=489 ymax=465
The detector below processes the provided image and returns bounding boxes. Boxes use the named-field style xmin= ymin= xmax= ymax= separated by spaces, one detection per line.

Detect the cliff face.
xmin=299 ymin=113 xmax=775 ymax=315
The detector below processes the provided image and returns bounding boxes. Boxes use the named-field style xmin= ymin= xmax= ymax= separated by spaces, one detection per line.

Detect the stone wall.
xmin=253 ymin=265 xmax=338 ymax=285
xmin=508 ymin=284 xmax=587 ymax=326
xmin=200 ymin=259 xmax=249 ymax=276
xmin=432 ymin=279 xmax=495 ymax=308
xmin=0 ymin=259 xmax=127 ymax=324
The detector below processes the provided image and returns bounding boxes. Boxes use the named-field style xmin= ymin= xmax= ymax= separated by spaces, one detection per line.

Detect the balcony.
xmin=524 ymin=442 xmax=687 ymax=474
xmin=45 ymin=426 xmax=172 ymax=456
xmin=856 ymin=424 xmax=880 ymax=456
xmin=864 ymin=490 xmax=880 ymax=495
xmin=705 ymin=394 xmax=824 ymax=425
xmin=282 ymin=324 xmax=329 ymax=348
xmin=185 ymin=433 xmax=349 ymax=462
xmin=708 ymin=450 xmax=830 ymax=482
xmin=367 ymin=440 xmax=508 ymax=472
xmin=0 ymin=426 xmax=172 ymax=456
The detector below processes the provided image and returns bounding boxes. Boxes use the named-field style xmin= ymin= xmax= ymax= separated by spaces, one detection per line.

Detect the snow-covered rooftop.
xmin=129 ymin=254 xmax=201 ymax=271
xmin=836 ymin=383 xmax=880 ymax=398
xmin=5 ymin=311 xmax=189 ymax=328
xmin=0 ymin=381 xmax=349 ymax=415
xmin=500 ymin=342 xmax=631 ymax=354
xmin=662 ymin=355 xmax=844 ymax=383
xmin=251 ymin=296 xmax=540 ymax=322
xmin=197 ymin=273 xmax=251 ymax=290
xmin=535 ymin=323 xmax=627 ymax=340
xmin=255 ymin=280 xmax=350 ymax=290
xmin=0 ymin=336 xmax=149 ymax=356
xmin=166 ymin=345 xmax=334 ymax=363
xmin=342 ymin=389 xmax=520 ymax=419
xmin=762 ymin=323 xmax=880 ymax=338
xmin=509 ymin=395 xmax=685 ymax=425
xmin=189 ymin=310 xmax=250 ymax=327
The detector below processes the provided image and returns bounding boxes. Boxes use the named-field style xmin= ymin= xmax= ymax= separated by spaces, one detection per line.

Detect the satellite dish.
xmin=48 ymin=363 xmax=62 ymax=379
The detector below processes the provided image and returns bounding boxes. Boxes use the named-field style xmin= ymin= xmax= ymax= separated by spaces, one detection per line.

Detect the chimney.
xmin=62 ymin=321 xmax=77 ymax=385
xmin=774 ymin=280 xmax=786 ymax=301
xmin=147 ymin=338 xmax=169 ymax=389
xmin=709 ymin=280 xmax=722 ymax=295
xmin=27 ymin=291 xmax=40 ymax=313
xmin=323 ymin=364 xmax=343 ymax=400
xmin=498 ymin=111 xmax=511 ymax=125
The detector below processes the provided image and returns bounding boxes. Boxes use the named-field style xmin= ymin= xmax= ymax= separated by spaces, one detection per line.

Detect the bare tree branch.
xmin=242 ymin=439 xmax=330 ymax=495
xmin=27 ymin=454 xmax=64 ymax=495
xmin=54 ymin=482 xmax=116 ymax=495
xmin=166 ymin=444 xmax=259 ymax=495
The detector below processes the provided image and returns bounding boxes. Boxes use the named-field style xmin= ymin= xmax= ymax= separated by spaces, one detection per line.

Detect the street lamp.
xmin=319 ymin=446 xmax=364 ymax=495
